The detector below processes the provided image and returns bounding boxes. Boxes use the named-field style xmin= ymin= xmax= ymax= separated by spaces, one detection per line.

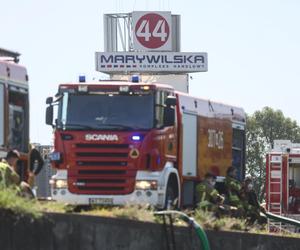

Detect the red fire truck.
xmin=46 ymin=77 xmax=246 ymax=208
xmin=266 ymin=140 xmax=300 ymax=221
xmin=0 ymin=48 xmax=30 ymax=179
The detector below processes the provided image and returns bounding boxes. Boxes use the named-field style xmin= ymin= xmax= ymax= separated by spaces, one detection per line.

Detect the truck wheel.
xmin=164 ymin=182 xmax=179 ymax=210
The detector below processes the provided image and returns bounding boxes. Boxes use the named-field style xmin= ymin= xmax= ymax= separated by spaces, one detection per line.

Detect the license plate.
xmin=89 ymin=198 xmax=113 ymax=205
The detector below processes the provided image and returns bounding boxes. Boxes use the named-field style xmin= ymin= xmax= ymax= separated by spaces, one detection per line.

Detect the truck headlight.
xmin=49 ymin=179 xmax=68 ymax=189
xmin=135 ymin=180 xmax=157 ymax=190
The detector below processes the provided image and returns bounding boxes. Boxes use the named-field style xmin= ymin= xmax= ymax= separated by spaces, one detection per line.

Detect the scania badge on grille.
xmin=73 ymin=182 xmax=85 ymax=186
xmin=85 ymin=134 xmax=119 ymax=141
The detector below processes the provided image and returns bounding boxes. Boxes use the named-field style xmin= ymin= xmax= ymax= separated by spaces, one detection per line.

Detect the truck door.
xmin=232 ymin=125 xmax=245 ymax=180
xmin=288 ymin=158 xmax=300 ymax=213
xmin=182 ymin=113 xmax=197 ymax=177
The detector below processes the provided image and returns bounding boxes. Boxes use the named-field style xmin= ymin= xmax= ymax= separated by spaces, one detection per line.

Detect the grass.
xmin=36 ymin=200 xmax=71 ymax=213
xmin=0 ymin=188 xmax=42 ymax=219
xmin=0 ymin=189 xmax=157 ymax=222
xmin=0 ymin=190 xmax=298 ymax=238
xmin=0 ymin=189 xmax=273 ymax=232
xmin=81 ymin=204 xmax=157 ymax=222
xmin=0 ymin=188 xmax=72 ymax=218
xmin=193 ymin=209 xmax=253 ymax=232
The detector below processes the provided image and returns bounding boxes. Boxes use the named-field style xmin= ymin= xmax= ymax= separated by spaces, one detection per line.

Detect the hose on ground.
xmin=154 ymin=210 xmax=211 ymax=250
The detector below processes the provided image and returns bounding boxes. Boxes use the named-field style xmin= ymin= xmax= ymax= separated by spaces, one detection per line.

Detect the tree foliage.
xmin=246 ymin=107 xmax=300 ymax=201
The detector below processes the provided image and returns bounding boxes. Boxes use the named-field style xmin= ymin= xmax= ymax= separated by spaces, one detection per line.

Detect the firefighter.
xmin=224 ymin=166 xmax=245 ymax=216
xmin=242 ymin=176 xmax=267 ymax=224
xmin=196 ymin=173 xmax=225 ymax=212
xmin=0 ymin=150 xmax=34 ymax=198
xmin=0 ymin=150 xmax=21 ymax=187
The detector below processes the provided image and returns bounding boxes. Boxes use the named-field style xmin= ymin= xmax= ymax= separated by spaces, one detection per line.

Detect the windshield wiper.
xmin=96 ymin=124 xmax=135 ymax=130
xmin=63 ymin=123 xmax=96 ymax=130
xmin=62 ymin=123 xmax=149 ymax=131
xmin=99 ymin=124 xmax=151 ymax=131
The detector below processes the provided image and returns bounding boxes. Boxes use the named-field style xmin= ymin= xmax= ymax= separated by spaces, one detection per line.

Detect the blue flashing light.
xmin=79 ymin=75 xmax=86 ymax=83
xmin=49 ymin=151 xmax=61 ymax=161
xmin=157 ymin=156 xmax=161 ymax=165
xmin=131 ymin=75 xmax=139 ymax=83
xmin=132 ymin=135 xmax=141 ymax=141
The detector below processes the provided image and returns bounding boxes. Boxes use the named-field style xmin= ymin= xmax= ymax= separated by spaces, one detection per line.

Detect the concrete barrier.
xmin=0 ymin=210 xmax=299 ymax=250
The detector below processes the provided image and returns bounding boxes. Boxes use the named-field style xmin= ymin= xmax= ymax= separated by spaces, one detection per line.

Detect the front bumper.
xmin=50 ymin=170 xmax=166 ymax=208
xmin=52 ymin=188 xmax=164 ymax=208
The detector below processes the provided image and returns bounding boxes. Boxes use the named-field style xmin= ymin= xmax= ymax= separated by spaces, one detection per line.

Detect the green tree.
xmin=246 ymin=107 xmax=300 ymax=201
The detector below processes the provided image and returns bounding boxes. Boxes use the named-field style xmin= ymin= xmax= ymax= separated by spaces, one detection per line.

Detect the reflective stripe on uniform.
xmin=198 ymin=200 xmax=212 ymax=209
xmin=210 ymin=189 xmax=219 ymax=198
xmin=0 ymin=163 xmax=7 ymax=187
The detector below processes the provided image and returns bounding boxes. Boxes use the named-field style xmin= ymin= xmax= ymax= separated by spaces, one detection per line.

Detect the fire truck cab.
xmin=266 ymin=140 xmax=300 ymax=220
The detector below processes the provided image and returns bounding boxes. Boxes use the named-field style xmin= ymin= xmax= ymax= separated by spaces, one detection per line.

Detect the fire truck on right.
xmin=266 ymin=140 xmax=300 ymax=227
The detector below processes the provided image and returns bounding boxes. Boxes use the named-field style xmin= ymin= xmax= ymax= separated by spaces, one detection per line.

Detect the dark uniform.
xmin=243 ymin=178 xmax=267 ymax=224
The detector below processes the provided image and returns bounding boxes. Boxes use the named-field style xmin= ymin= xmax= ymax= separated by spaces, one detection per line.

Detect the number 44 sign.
xmin=132 ymin=11 xmax=172 ymax=51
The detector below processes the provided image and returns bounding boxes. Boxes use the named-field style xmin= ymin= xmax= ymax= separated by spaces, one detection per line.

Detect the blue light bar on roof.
xmin=79 ymin=75 xmax=86 ymax=82
xmin=131 ymin=75 xmax=139 ymax=83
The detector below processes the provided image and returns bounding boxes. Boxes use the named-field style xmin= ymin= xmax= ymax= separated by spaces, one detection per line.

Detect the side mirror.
xmin=46 ymin=105 xmax=53 ymax=126
xmin=163 ymin=106 xmax=175 ymax=127
xmin=46 ymin=97 xmax=53 ymax=105
xmin=165 ymin=96 xmax=177 ymax=107
xmin=29 ymin=148 xmax=44 ymax=175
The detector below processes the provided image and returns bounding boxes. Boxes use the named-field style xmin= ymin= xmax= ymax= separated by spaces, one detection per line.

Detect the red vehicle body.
xmin=46 ymin=79 xmax=246 ymax=208
xmin=266 ymin=140 xmax=300 ymax=219
xmin=0 ymin=49 xmax=30 ymax=180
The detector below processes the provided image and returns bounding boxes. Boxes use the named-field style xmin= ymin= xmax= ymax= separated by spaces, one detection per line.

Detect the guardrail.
xmin=265 ymin=211 xmax=300 ymax=230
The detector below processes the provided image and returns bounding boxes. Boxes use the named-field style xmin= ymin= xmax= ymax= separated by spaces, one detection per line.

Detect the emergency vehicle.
xmin=46 ymin=78 xmax=246 ymax=208
xmin=0 ymin=48 xmax=30 ymax=179
xmin=266 ymin=140 xmax=300 ymax=227
xmin=46 ymin=10 xmax=246 ymax=207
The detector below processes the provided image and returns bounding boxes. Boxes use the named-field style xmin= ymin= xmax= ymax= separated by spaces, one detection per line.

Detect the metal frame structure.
xmin=103 ymin=12 xmax=181 ymax=52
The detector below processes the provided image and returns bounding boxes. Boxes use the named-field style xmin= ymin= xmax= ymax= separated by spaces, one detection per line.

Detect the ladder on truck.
xmin=267 ymin=154 xmax=283 ymax=232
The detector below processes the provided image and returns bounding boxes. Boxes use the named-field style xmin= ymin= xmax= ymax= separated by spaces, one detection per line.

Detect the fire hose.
xmin=154 ymin=210 xmax=211 ymax=250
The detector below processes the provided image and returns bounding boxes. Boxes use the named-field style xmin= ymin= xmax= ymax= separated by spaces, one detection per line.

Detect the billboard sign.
xmin=95 ymin=52 xmax=208 ymax=73
xmin=132 ymin=11 xmax=172 ymax=51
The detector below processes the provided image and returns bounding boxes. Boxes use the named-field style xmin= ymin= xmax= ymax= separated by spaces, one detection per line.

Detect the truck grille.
xmin=77 ymin=161 xmax=127 ymax=166
xmin=76 ymin=143 xmax=129 ymax=149
xmin=68 ymin=143 xmax=136 ymax=195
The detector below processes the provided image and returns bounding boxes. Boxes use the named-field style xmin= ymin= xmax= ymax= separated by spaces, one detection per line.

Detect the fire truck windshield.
xmin=57 ymin=92 xmax=154 ymax=131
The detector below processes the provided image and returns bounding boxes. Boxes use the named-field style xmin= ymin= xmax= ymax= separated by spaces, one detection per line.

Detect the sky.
xmin=1 ymin=0 xmax=300 ymax=145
